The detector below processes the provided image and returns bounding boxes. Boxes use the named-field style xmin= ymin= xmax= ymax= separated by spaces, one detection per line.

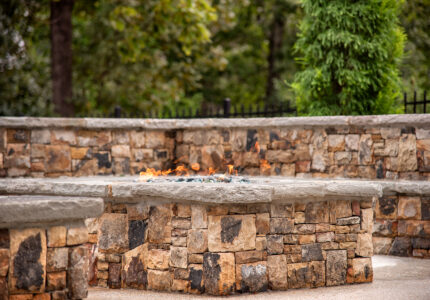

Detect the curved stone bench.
xmin=0 ymin=195 xmax=103 ymax=299
xmin=0 ymin=176 xmax=429 ymax=296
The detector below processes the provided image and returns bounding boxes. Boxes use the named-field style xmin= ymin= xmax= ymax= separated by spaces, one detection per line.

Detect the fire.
xmin=254 ymin=141 xmax=261 ymax=153
xmin=191 ymin=163 xmax=200 ymax=171
xmin=260 ymin=159 xmax=271 ymax=172
xmin=208 ymin=167 xmax=216 ymax=175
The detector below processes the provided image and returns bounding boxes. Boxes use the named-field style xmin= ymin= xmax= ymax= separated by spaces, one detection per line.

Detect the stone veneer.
xmin=92 ymin=200 xmax=374 ymax=295
xmin=0 ymin=195 xmax=104 ymax=300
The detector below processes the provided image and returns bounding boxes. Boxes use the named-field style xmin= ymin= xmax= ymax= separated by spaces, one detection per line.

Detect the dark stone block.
xmin=270 ymin=218 xmax=294 ymax=234
xmin=401 ymin=127 xmax=415 ymax=134
xmin=13 ymin=232 xmax=44 ymax=290
xmin=128 ymin=220 xmax=147 ymax=250
xmin=189 ymin=266 xmax=204 ymax=293
xmin=239 ymin=263 xmax=268 ymax=293
xmin=302 ymin=244 xmax=323 ymax=261
xmin=266 ymin=235 xmax=283 ymax=254
xmin=389 ymin=237 xmax=411 ymax=257
xmin=246 ymin=129 xmax=258 ymax=151
xmin=412 ymin=238 xmax=430 ymax=250
xmin=269 ymin=132 xmax=280 ymax=142
xmin=221 ymin=130 xmax=230 ymax=143
xmin=221 ymin=216 xmax=242 ymax=243
xmin=0 ymin=277 xmax=8 ymax=300
xmin=108 ymin=263 xmax=122 ymax=289
xmin=376 ymin=160 xmax=384 ymax=179
xmin=155 ymin=150 xmax=167 ymax=159
xmin=0 ymin=229 xmax=9 ymax=249
xmin=203 ymin=253 xmax=221 ymax=295
xmin=305 ymin=202 xmax=329 ymax=223
xmin=377 ymin=197 xmax=397 ymax=217
xmin=94 ymin=152 xmax=111 ymax=169
xmin=422 ymin=197 xmax=430 ymax=221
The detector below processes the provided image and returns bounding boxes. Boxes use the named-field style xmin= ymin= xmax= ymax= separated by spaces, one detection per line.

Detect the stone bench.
xmin=1 ymin=176 xmax=429 ymax=296
xmin=0 ymin=195 xmax=104 ymax=300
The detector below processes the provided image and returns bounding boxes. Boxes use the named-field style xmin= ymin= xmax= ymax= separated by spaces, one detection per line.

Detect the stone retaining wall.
xmin=1 ymin=115 xmax=430 ymax=180
xmin=373 ymin=195 xmax=430 ymax=257
xmin=89 ymin=200 xmax=374 ymax=295
xmin=0 ymin=224 xmax=90 ymax=300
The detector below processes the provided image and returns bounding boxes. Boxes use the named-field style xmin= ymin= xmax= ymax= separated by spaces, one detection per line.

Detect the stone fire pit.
xmin=0 ymin=176 xmax=388 ymax=297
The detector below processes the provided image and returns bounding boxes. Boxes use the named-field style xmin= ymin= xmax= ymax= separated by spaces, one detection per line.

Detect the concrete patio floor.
xmin=88 ymin=255 xmax=430 ymax=300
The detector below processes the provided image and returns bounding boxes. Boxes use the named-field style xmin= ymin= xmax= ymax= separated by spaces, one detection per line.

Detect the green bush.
xmin=292 ymin=0 xmax=405 ymax=115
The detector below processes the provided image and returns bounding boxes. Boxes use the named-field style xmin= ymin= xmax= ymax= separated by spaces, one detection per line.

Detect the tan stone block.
xmin=7 ymin=129 xmax=29 ymax=143
xmin=267 ymin=255 xmax=287 ymax=290
xmin=170 ymin=247 xmax=187 ymax=269
xmin=283 ymin=234 xmax=299 ymax=245
xmin=397 ymin=134 xmax=417 ymax=171
xmin=235 ymin=250 xmax=263 ymax=264
xmin=208 ymin=215 xmax=256 ymax=252
xmin=320 ymin=242 xmax=339 ymax=250
xmin=348 ymin=257 xmax=373 ymax=283
xmin=235 ymin=261 xmax=268 ymax=292
xmin=148 ymin=249 xmax=169 ymax=270
xmin=188 ymin=254 xmax=203 ymax=264
xmin=270 ymin=204 xmax=293 ymax=218
xmin=256 ymin=213 xmax=270 ymax=235
xmin=328 ymin=135 xmax=345 ymax=151
xmin=326 ymin=250 xmax=347 ymax=286
xmin=372 ymin=237 xmax=392 ymax=255
xmin=129 ymin=131 xmax=145 ymax=148
xmin=46 ymin=247 xmax=68 ymax=272
xmin=339 ymin=242 xmax=357 ymax=250
xmin=207 ymin=206 xmax=229 ymax=216
xmin=315 ymin=223 xmax=330 ymax=232
xmin=98 ymin=213 xmax=129 ymax=253
xmin=270 ymin=218 xmax=294 ymax=234
xmin=97 ymin=261 xmax=109 ymax=271
xmin=316 ymin=231 xmax=335 ymax=243
xmin=45 ymin=145 xmax=71 ymax=172
xmin=284 ymin=245 xmax=301 ymax=254
xmin=145 ymin=131 xmax=166 ymax=149
xmin=0 ymin=249 xmax=9 ymax=277
xmin=281 ymin=163 xmax=295 ymax=176
xmin=294 ymin=212 xmax=305 ymax=224
xmin=67 ymin=225 xmax=88 ymax=246
xmin=398 ymin=196 xmax=421 ymax=220
xmin=147 ymin=205 xmax=171 ymax=244
xmin=398 ymin=220 xmax=430 ymax=236
xmin=9 ymin=228 xmax=46 ymax=293
xmin=171 ymin=217 xmax=191 ymax=229
xmin=51 ymin=130 xmax=76 ymax=145
xmin=298 ymin=234 xmax=315 ymax=244
xmin=147 ymin=269 xmax=172 ymax=291
xmin=356 ymin=233 xmax=373 ymax=257
xmin=47 ymin=271 xmax=66 ymax=291
xmin=187 ymin=229 xmax=208 ymax=253
xmin=203 ymin=252 xmax=235 ymax=295
xmin=111 ymin=145 xmax=130 ymax=158
xmin=176 ymin=204 xmax=191 ymax=217
xmin=295 ymin=224 xmax=315 ymax=234
xmin=31 ymin=144 xmax=45 ymax=158
xmin=77 ymin=130 xmax=111 ymax=147
xmin=71 ymin=147 xmax=92 ymax=159
xmin=361 ymin=208 xmax=373 ymax=232
xmin=255 ymin=236 xmax=267 ymax=251
xmin=172 ymin=236 xmax=187 ymax=247
xmin=335 ymin=226 xmax=350 ymax=234
xmin=171 ymin=279 xmax=189 ymax=292
xmin=191 ymin=205 xmax=207 ymax=229
xmin=305 ymin=202 xmax=329 ymax=223
xmin=9 ymin=295 xmax=33 ymax=300
xmin=329 ymin=200 xmax=352 ymax=224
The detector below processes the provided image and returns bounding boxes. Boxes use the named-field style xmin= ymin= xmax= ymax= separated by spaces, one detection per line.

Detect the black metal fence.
xmin=109 ymin=98 xmax=297 ymax=119
xmin=404 ymin=91 xmax=428 ymax=114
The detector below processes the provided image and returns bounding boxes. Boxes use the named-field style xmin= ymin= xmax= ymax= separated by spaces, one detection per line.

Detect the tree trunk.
xmin=265 ymin=11 xmax=285 ymax=103
xmin=51 ymin=0 xmax=74 ymax=117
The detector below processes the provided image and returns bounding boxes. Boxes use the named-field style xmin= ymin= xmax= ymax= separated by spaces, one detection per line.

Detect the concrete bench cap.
xmin=0 ymin=195 xmax=104 ymax=228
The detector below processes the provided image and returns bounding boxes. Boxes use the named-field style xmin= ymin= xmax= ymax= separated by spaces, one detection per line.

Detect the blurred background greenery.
xmin=0 ymin=0 xmax=429 ymax=117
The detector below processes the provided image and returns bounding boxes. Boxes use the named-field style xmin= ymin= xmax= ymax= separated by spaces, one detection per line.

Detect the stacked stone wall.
xmin=373 ymin=195 xmax=430 ymax=258
xmin=89 ymin=200 xmax=374 ymax=295
xmin=0 ymin=223 xmax=90 ymax=300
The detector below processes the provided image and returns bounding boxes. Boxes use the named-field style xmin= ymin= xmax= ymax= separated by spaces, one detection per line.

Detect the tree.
xmin=292 ymin=0 xmax=405 ymax=115
xmin=51 ymin=0 xmax=74 ymax=117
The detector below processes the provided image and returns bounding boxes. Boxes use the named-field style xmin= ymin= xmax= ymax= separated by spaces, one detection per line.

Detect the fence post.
xmin=424 ymin=91 xmax=427 ymax=114
xmin=223 ymin=98 xmax=231 ymax=118
xmin=404 ymin=92 xmax=407 ymax=113
xmin=114 ymin=106 xmax=122 ymax=118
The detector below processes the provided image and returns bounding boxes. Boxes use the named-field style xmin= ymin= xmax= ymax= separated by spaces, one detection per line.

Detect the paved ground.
xmin=88 ymin=255 xmax=430 ymax=300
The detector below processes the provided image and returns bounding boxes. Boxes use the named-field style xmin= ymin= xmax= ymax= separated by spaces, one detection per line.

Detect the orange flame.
xmin=254 ymin=141 xmax=261 ymax=153
xmin=227 ymin=164 xmax=234 ymax=175
xmin=260 ymin=159 xmax=271 ymax=172
xmin=208 ymin=167 xmax=216 ymax=175
xmin=191 ymin=163 xmax=200 ymax=171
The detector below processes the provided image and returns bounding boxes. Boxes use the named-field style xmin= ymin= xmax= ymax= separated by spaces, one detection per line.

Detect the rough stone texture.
xmin=187 ymin=229 xmax=208 ymax=254
xmin=235 ymin=261 xmax=268 ymax=293
xmin=266 ymin=235 xmax=284 ymax=255
xmin=147 ymin=205 xmax=171 ymax=244
xmin=108 ymin=263 xmax=121 ymax=289
xmin=301 ymin=244 xmax=323 ymax=261
xmin=170 ymin=247 xmax=187 ymax=269
xmin=208 ymin=215 xmax=256 ymax=252
xmin=47 ymin=247 xmax=68 ymax=272
xmin=267 ymin=255 xmax=287 ymax=290
xmin=68 ymin=245 xmax=89 ymax=299
xmin=147 ymin=249 xmax=170 ymax=270
xmin=397 ymin=134 xmax=417 ymax=171
xmin=256 ymin=213 xmax=270 ymax=235
xmin=47 ymin=271 xmax=66 ymax=291
xmin=326 ymin=250 xmax=347 ymax=286
xmin=128 ymin=220 xmax=147 ymax=250
xmin=348 ymin=257 xmax=373 ymax=283
xmin=356 ymin=233 xmax=373 ymax=257
xmin=98 ymin=213 xmax=129 ymax=254
xmin=47 ymin=227 xmax=67 ymax=248
xmin=389 ymin=237 xmax=411 ymax=257
xmin=305 ymin=202 xmax=329 ymax=223
xmin=398 ymin=196 xmax=421 ymax=220
xmin=147 ymin=270 xmax=172 ymax=291
xmin=67 ymin=225 xmax=89 ymax=246
xmin=203 ymin=252 xmax=235 ymax=295
xmin=121 ymin=244 xmax=148 ymax=289
xmin=287 ymin=261 xmax=325 ymax=289
xmin=9 ymin=228 xmax=46 ymax=294
xmin=372 ymin=237 xmax=392 ymax=255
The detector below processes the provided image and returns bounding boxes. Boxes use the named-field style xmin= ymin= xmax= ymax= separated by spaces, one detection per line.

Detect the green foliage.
xmin=72 ymin=0 xmax=219 ymax=115
xmin=292 ymin=0 xmax=405 ymax=116
xmin=400 ymin=0 xmax=430 ymax=90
